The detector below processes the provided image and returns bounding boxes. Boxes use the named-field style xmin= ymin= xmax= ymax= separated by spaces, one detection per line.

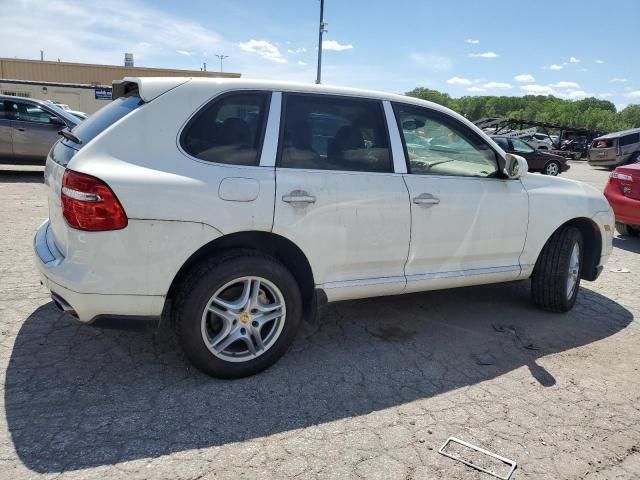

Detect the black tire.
xmin=615 ymin=222 xmax=639 ymax=237
xmin=174 ymin=249 xmax=303 ymax=379
xmin=531 ymin=227 xmax=583 ymax=313
xmin=543 ymin=160 xmax=561 ymax=176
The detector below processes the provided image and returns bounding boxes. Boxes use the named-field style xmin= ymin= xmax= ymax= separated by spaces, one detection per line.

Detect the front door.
xmin=272 ymin=93 xmax=411 ymax=301
xmin=392 ymin=103 xmax=529 ymax=293
xmin=0 ymin=100 xmax=13 ymax=162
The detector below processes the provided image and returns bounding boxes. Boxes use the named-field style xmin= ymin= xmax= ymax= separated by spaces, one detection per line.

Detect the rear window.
xmin=66 ymin=95 xmax=142 ymax=148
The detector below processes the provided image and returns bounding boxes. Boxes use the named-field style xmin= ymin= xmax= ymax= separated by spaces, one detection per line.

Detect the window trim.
xmin=275 ymin=91 xmax=394 ymax=174
xmin=391 ymin=101 xmax=506 ymax=179
xmin=178 ymin=89 xmax=272 ymax=168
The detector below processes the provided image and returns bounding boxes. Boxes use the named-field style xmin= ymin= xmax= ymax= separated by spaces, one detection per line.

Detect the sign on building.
xmin=95 ymin=88 xmax=112 ymax=100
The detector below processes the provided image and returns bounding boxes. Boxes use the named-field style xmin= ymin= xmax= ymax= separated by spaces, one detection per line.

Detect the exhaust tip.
xmin=51 ymin=293 xmax=78 ymax=318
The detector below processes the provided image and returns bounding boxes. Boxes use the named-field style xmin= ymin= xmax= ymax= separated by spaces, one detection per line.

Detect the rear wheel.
xmin=174 ymin=250 xmax=302 ymax=378
xmin=543 ymin=160 xmax=560 ymax=176
xmin=531 ymin=227 xmax=583 ymax=312
xmin=615 ymin=222 xmax=639 ymax=237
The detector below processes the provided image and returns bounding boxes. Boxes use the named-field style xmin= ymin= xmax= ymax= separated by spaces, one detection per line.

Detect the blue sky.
xmin=1 ymin=0 xmax=639 ymax=110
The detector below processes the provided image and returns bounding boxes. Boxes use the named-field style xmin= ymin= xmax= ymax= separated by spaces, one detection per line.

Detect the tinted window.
xmin=394 ymin=104 xmax=498 ymax=178
xmin=620 ymin=133 xmax=640 ymax=147
xmin=5 ymin=100 xmax=52 ymax=123
xmin=181 ymin=92 xmax=269 ymax=166
xmin=493 ymin=137 xmax=510 ymax=150
xmin=69 ymin=95 xmax=142 ymax=148
xmin=279 ymin=94 xmax=391 ymax=173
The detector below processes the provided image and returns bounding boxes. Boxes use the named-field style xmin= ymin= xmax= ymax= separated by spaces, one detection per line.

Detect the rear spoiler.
xmin=111 ymin=77 xmax=191 ymax=102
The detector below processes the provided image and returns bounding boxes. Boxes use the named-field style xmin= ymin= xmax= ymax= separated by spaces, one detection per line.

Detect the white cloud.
xmin=465 ymin=39 xmax=480 ymax=44
xmin=239 ymin=39 xmax=286 ymax=63
xmin=469 ymin=51 xmax=499 ymax=58
xmin=617 ymin=104 xmax=628 ymax=111
xmin=611 ymin=78 xmax=629 ymax=83
xmin=446 ymin=76 xmax=473 ymax=86
xmin=546 ymin=64 xmax=564 ymax=70
xmin=176 ymin=50 xmax=193 ymax=57
xmin=322 ymin=40 xmax=353 ymax=51
xmin=514 ymin=74 xmax=535 ymax=83
xmin=598 ymin=93 xmax=613 ymax=98
xmin=550 ymin=81 xmax=580 ymax=89
xmin=287 ymin=47 xmax=307 ymax=54
xmin=595 ymin=59 xmax=605 ymax=64
xmin=409 ymin=52 xmax=452 ymax=72
xmin=627 ymin=91 xmax=640 ymax=99
xmin=569 ymin=56 xmax=580 ymax=63
xmin=521 ymin=84 xmax=557 ymax=95
xmin=562 ymin=90 xmax=593 ymax=100
xmin=139 ymin=41 xmax=152 ymax=47
xmin=576 ymin=67 xmax=588 ymax=73
xmin=466 ymin=86 xmax=486 ymax=93
xmin=297 ymin=60 xmax=307 ymax=66
xmin=483 ymin=81 xmax=512 ymax=90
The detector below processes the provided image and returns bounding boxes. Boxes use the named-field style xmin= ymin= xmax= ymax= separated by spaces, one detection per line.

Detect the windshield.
xmin=45 ymin=102 xmax=80 ymax=126
xmin=66 ymin=95 xmax=142 ymax=147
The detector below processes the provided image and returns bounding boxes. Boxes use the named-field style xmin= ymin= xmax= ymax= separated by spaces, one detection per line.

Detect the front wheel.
xmin=543 ymin=160 xmax=561 ymax=176
xmin=531 ymin=227 xmax=583 ymax=312
xmin=616 ymin=222 xmax=639 ymax=237
xmin=174 ymin=250 xmax=303 ymax=378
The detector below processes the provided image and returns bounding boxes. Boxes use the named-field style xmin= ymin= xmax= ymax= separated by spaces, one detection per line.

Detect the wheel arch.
xmin=534 ymin=217 xmax=602 ymax=281
xmin=165 ymin=231 xmax=317 ymax=321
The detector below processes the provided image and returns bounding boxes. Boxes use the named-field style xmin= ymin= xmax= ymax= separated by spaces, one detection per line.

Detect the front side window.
xmin=510 ymin=138 xmax=535 ymax=153
xmin=394 ymin=104 xmax=498 ymax=178
xmin=7 ymin=101 xmax=52 ymax=123
xmin=279 ymin=94 xmax=392 ymax=173
xmin=181 ymin=92 xmax=270 ymax=166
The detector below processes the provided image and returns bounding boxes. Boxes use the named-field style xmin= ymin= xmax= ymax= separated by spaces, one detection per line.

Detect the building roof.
xmin=0 ymin=57 xmax=240 ymax=86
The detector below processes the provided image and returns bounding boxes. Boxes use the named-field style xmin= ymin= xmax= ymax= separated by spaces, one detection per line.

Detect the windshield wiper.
xmin=58 ymin=128 xmax=81 ymax=145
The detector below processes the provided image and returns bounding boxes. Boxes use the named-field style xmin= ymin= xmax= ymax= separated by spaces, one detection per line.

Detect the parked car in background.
xmin=492 ymin=136 xmax=569 ymax=175
xmin=34 ymin=77 xmax=613 ymax=378
xmin=604 ymin=163 xmax=640 ymax=237
xmin=44 ymin=100 xmax=88 ymax=121
xmin=588 ymin=128 xmax=640 ymax=168
xmin=0 ymin=95 xmax=79 ymax=164
xmin=520 ymin=133 xmax=554 ymax=150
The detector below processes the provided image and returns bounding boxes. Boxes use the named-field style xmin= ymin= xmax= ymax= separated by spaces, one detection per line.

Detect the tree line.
xmin=406 ymin=87 xmax=640 ymax=134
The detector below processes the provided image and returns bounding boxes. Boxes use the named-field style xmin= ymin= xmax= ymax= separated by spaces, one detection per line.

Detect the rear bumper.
xmin=603 ymin=189 xmax=640 ymax=226
xmin=588 ymin=156 xmax=626 ymax=167
xmin=34 ymin=219 xmax=165 ymax=323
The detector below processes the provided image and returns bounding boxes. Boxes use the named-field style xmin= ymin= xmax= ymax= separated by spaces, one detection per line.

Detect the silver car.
xmin=588 ymin=128 xmax=640 ymax=168
xmin=0 ymin=95 xmax=79 ymax=165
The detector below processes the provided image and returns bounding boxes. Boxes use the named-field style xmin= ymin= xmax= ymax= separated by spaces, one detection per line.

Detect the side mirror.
xmin=503 ymin=153 xmax=528 ymax=179
xmin=49 ymin=116 xmax=66 ymax=126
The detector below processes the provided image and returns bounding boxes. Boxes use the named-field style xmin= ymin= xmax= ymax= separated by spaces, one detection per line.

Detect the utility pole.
xmin=215 ymin=54 xmax=229 ymax=73
xmin=203 ymin=62 xmax=207 ymax=72
xmin=316 ymin=0 xmax=327 ymax=84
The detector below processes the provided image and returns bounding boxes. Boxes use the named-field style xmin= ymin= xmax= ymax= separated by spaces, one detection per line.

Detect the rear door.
xmin=8 ymin=99 xmax=63 ymax=163
xmin=0 ymin=100 xmax=13 ymax=162
xmin=272 ymin=93 xmax=411 ymax=301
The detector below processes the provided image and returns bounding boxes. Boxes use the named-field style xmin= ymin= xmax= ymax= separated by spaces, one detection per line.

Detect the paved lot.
xmin=1 ymin=161 xmax=639 ymax=479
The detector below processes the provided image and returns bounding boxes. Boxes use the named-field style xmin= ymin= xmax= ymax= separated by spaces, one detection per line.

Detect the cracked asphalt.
xmin=1 ymin=162 xmax=639 ymax=479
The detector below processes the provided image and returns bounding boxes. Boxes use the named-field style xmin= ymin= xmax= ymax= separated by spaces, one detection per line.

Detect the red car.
xmin=604 ymin=163 xmax=640 ymax=237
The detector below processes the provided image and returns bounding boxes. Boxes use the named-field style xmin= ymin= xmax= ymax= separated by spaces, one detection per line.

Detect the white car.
xmin=522 ymin=133 xmax=554 ymax=150
xmin=34 ymin=77 xmax=614 ymax=378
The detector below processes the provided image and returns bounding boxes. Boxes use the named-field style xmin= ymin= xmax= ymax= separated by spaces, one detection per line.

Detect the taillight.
xmin=609 ymin=171 xmax=633 ymax=197
xmin=61 ymin=169 xmax=128 ymax=231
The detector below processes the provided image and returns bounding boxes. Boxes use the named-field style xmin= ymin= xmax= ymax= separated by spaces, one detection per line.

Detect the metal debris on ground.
xmin=493 ymin=324 xmax=538 ymax=350
xmin=438 ymin=437 xmax=517 ymax=480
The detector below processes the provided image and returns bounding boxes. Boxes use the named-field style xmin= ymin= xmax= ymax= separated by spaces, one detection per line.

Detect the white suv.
xmin=34 ymin=78 xmax=614 ymax=378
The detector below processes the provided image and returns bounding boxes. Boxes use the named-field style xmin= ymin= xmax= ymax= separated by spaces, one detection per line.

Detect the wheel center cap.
xmin=239 ymin=312 xmax=251 ymax=324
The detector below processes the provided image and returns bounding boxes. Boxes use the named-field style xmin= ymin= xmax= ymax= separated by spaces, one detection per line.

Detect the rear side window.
xmin=69 ymin=95 xmax=142 ymax=146
xmin=620 ymin=133 xmax=640 ymax=147
xmin=278 ymin=94 xmax=392 ymax=173
xmin=181 ymin=92 xmax=270 ymax=166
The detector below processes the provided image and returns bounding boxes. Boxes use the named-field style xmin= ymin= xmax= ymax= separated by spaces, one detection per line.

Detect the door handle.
xmin=15 ymin=127 xmax=25 ymax=132
xmin=282 ymin=190 xmax=316 ymax=207
xmin=413 ymin=193 xmax=440 ymax=206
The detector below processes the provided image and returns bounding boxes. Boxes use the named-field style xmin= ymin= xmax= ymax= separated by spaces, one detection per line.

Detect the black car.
xmin=492 ymin=136 xmax=570 ymax=176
